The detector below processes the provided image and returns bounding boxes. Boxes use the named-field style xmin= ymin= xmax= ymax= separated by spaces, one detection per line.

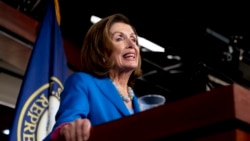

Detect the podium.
xmin=89 ymin=83 xmax=250 ymax=141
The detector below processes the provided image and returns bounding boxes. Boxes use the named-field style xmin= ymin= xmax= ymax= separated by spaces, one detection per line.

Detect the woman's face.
xmin=109 ymin=22 xmax=140 ymax=73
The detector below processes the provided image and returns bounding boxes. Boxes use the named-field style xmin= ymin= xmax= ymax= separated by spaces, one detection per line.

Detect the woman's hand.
xmin=59 ymin=118 xmax=91 ymax=141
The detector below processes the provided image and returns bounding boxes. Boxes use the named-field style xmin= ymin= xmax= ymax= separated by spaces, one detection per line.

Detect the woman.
xmin=43 ymin=13 xmax=142 ymax=141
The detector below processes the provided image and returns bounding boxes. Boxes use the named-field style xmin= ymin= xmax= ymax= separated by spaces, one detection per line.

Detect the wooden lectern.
xmin=89 ymin=83 xmax=250 ymax=141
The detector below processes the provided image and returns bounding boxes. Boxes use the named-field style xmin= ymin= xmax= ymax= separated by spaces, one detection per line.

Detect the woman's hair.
xmin=80 ymin=13 xmax=142 ymax=87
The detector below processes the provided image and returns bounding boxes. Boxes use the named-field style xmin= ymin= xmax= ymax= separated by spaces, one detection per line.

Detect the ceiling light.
xmin=90 ymin=15 xmax=101 ymax=24
xmin=166 ymin=55 xmax=181 ymax=60
xmin=2 ymin=129 xmax=9 ymax=135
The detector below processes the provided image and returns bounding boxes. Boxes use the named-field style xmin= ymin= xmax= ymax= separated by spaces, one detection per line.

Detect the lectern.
xmin=89 ymin=83 xmax=250 ymax=141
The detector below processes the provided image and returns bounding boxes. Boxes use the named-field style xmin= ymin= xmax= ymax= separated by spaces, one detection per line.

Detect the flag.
xmin=9 ymin=0 xmax=69 ymax=140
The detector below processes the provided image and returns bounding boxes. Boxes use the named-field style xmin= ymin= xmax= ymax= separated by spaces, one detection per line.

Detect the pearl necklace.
xmin=112 ymin=82 xmax=135 ymax=103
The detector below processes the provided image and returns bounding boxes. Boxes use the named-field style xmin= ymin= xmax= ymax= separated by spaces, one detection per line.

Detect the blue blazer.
xmin=44 ymin=72 xmax=141 ymax=140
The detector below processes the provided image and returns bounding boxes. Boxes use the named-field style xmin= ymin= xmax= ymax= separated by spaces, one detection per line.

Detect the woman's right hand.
xmin=59 ymin=118 xmax=91 ymax=141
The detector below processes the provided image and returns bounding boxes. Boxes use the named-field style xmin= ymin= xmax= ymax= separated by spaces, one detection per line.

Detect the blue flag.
xmin=9 ymin=0 xmax=69 ymax=140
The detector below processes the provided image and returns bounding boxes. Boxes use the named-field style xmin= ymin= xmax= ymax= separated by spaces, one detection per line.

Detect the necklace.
xmin=112 ymin=82 xmax=135 ymax=103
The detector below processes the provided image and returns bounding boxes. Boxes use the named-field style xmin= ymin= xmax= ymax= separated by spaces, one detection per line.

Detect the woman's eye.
xmin=116 ymin=36 xmax=124 ymax=41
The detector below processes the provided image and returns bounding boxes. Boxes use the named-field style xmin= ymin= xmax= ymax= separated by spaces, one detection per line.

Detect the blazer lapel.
xmin=132 ymin=96 xmax=141 ymax=113
xmin=94 ymin=76 xmax=131 ymax=116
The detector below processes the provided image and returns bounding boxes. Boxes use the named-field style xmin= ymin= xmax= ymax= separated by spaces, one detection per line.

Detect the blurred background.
xmin=1 ymin=0 xmax=250 ymax=140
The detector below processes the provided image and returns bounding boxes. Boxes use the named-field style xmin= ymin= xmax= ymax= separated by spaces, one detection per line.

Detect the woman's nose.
xmin=126 ymin=39 xmax=136 ymax=48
